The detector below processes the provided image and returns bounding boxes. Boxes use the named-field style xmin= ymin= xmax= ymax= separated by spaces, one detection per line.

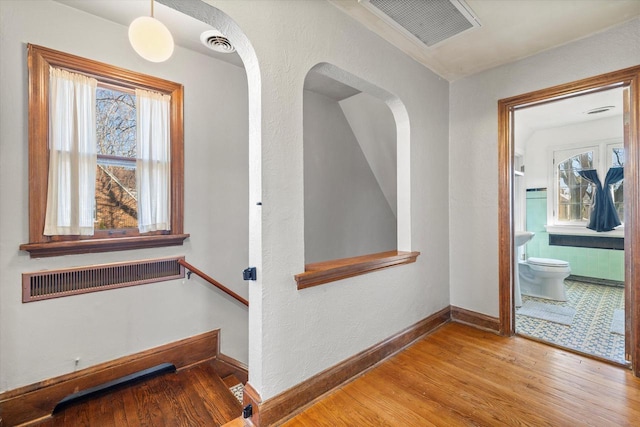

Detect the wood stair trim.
xmin=192 ymin=365 xmax=243 ymax=419
xmin=0 ymin=330 xmax=220 ymax=427
xmin=28 ymin=362 xmax=242 ymax=426
xmin=212 ymin=353 xmax=249 ymax=385
xmin=295 ymin=250 xmax=420 ymax=289
xmin=222 ymin=374 xmax=243 ymax=388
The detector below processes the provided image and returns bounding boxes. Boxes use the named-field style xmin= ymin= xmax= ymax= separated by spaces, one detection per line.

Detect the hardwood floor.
xmin=23 ymin=322 xmax=640 ymax=426
xmin=30 ymin=363 xmax=241 ymax=427
xmin=281 ymin=322 xmax=640 ymax=426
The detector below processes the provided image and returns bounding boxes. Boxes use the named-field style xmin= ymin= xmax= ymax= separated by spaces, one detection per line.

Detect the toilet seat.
xmin=528 ymin=257 xmax=569 ymax=268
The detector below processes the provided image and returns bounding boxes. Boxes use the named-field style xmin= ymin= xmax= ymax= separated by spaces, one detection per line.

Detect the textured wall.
xmin=449 ymin=18 xmax=640 ymax=317
xmin=0 ymin=0 xmax=249 ymax=392
xmin=1 ymin=0 xmax=451 ymax=400
xmin=340 ymin=91 xmax=397 ymax=217
xmin=190 ymin=0 xmax=451 ymax=400
xmin=304 ymin=89 xmax=397 ymax=263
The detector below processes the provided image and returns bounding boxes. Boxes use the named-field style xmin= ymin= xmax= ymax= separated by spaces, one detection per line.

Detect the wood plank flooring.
xmin=30 ymin=363 xmax=241 ymax=427
xmin=24 ymin=322 xmax=640 ymax=426
xmin=281 ymin=322 xmax=640 ymax=426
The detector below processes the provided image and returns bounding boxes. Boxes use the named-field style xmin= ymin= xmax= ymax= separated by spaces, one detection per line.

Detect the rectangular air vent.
xmin=361 ymin=0 xmax=481 ymax=47
xmin=23 ymin=257 xmax=184 ymax=302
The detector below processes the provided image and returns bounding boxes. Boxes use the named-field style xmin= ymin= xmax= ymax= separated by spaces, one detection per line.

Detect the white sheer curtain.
xmin=44 ymin=68 xmax=97 ymax=236
xmin=136 ymin=88 xmax=171 ymax=233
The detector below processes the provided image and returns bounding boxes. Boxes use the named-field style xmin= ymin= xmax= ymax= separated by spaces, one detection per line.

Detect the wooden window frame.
xmin=20 ymin=44 xmax=188 ymax=257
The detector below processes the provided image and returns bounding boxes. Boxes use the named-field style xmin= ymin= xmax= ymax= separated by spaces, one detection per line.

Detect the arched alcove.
xmin=303 ymin=63 xmax=412 ymax=264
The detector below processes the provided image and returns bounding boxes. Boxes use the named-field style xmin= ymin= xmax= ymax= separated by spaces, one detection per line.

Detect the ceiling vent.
xmin=200 ymin=29 xmax=235 ymax=53
xmin=360 ymin=0 xmax=481 ymax=47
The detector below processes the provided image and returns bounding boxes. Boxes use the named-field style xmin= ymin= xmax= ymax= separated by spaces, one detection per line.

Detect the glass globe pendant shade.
xmin=128 ymin=16 xmax=174 ymax=62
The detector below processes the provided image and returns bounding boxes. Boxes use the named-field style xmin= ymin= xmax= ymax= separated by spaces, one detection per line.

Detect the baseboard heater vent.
xmin=23 ymin=257 xmax=185 ymax=302
xmin=53 ymin=363 xmax=176 ymax=414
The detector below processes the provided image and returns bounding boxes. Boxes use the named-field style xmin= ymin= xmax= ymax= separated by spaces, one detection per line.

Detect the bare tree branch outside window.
xmin=95 ymin=87 xmax=138 ymax=230
xmin=557 ymin=152 xmax=593 ymax=222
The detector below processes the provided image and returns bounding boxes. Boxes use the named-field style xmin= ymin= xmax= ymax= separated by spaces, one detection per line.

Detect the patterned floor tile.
xmin=516 ymin=280 xmax=625 ymax=363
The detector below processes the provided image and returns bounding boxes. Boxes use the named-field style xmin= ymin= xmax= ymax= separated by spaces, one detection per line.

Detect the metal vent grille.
xmin=204 ymin=35 xmax=236 ymax=53
xmin=23 ymin=257 xmax=184 ymax=303
xmin=366 ymin=0 xmax=480 ymax=47
xmin=200 ymin=30 xmax=236 ymax=53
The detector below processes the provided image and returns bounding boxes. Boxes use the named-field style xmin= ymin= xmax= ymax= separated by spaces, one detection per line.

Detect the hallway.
xmin=34 ymin=322 xmax=640 ymax=426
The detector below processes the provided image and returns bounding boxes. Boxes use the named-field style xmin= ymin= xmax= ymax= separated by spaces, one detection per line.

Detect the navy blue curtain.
xmin=578 ymin=167 xmax=624 ymax=232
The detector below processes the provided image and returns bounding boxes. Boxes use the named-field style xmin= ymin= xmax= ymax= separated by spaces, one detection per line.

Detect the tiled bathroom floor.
xmin=515 ymin=279 xmax=626 ymax=363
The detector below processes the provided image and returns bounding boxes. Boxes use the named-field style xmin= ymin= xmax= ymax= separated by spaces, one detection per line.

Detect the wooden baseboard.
xmin=0 ymin=330 xmax=220 ymax=427
xmin=247 ymin=306 xmax=451 ymax=426
xmin=450 ymin=305 xmax=500 ymax=333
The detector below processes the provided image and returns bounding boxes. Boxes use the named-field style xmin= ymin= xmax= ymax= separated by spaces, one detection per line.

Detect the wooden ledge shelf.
xmin=295 ymin=250 xmax=420 ymax=290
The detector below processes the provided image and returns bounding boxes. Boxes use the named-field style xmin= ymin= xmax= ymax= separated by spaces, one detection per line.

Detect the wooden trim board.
xmin=245 ymin=307 xmax=451 ymax=426
xmin=450 ymin=305 xmax=500 ymax=333
xmin=295 ymin=251 xmax=420 ymax=289
xmin=0 ymin=330 xmax=220 ymax=426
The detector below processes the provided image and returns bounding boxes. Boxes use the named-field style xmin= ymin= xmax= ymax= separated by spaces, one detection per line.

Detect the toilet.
xmin=518 ymin=257 xmax=571 ymax=301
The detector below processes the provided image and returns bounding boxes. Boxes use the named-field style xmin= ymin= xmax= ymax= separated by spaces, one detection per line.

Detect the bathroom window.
xmin=609 ymin=145 xmax=625 ymax=220
xmin=554 ymin=147 xmax=596 ymax=224
xmin=552 ymin=142 xmax=624 ymax=227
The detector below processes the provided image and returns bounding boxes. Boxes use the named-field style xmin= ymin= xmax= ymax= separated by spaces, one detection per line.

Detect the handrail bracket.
xmin=177 ymin=259 xmax=248 ymax=306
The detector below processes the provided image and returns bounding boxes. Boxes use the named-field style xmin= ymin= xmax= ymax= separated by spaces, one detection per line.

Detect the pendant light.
xmin=128 ymin=0 xmax=174 ymax=62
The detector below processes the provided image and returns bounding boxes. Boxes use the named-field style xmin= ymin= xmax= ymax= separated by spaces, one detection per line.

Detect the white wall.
xmin=522 ymin=116 xmax=623 ymax=189
xmin=449 ymin=18 xmax=640 ymax=316
xmin=174 ymin=0 xmax=451 ymax=400
xmin=304 ymin=89 xmax=397 ymax=263
xmin=0 ymin=0 xmax=249 ymax=392
xmin=340 ymin=92 xmax=397 ymax=217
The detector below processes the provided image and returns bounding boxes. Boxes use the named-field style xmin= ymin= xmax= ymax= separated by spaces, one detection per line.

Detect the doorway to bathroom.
xmin=497 ymin=66 xmax=640 ymax=375
xmin=514 ymin=88 xmax=625 ymax=363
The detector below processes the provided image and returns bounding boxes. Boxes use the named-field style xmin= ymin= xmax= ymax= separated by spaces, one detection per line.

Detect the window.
xmin=95 ymin=85 xmax=138 ymax=231
xmin=555 ymin=147 xmax=596 ymax=224
xmin=552 ymin=142 xmax=624 ymax=227
xmin=609 ymin=145 xmax=624 ymax=220
xmin=21 ymin=44 xmax=188 ymax=257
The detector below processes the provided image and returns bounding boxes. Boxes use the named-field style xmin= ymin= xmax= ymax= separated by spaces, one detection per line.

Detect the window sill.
xmin=20 ymin=234 xmax=190 ymax=258
xmin=295 ymin=250 xmax=420 ymax=290
xmin=545 ymin=225 xmax=624 ymax=238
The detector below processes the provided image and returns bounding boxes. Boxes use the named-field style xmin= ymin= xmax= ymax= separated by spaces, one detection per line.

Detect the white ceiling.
xmin=515 ymin=86 xmax=624 ymax=144
xmin=329 ymin=0 xmax=640 ymax=81
xmin=517 ymin=87 xmax=623 ymax=130
xmin=54 ymin=0 xmax=635 ymax=129
xmin=56 ymin=1 xmax=640 ymax=80
xmin=55 ymin=0 xmax=244 ymax=68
